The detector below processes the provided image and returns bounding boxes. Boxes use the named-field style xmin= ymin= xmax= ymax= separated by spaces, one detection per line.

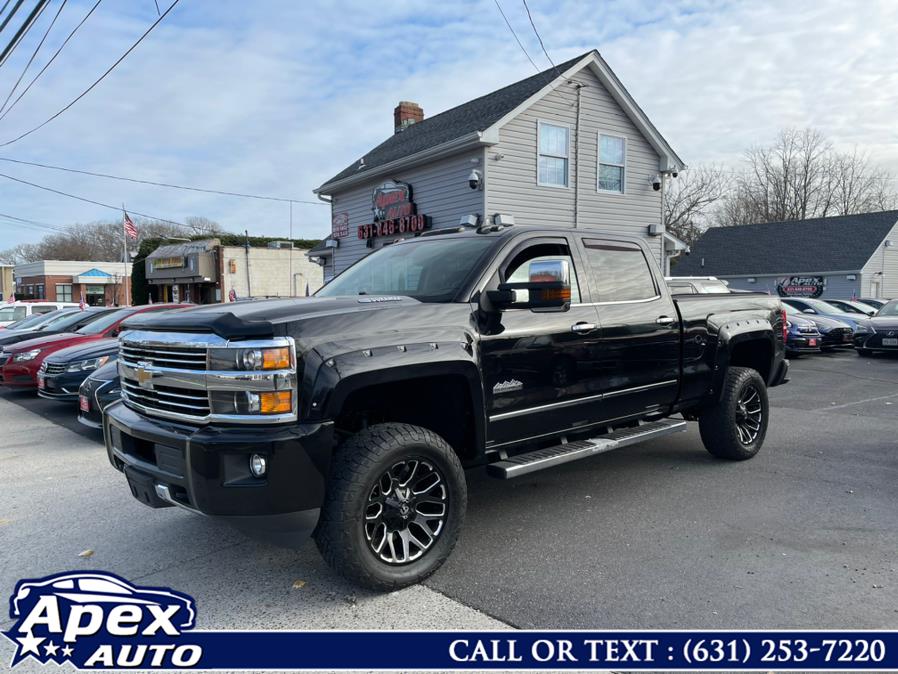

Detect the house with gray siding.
xmin=312 ymin=50 xmax=685 ymax=279
xmin=673 ymin=210 xmax=898 ymax=300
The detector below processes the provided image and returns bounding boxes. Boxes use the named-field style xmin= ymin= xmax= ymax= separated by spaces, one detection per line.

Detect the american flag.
xmin=123 ymin=210 xmax=138 ymax=240
xmin=5 ymin=293 xmax=14 ymax=304
xmin=79 ymin=290 xmax=86 ymax=310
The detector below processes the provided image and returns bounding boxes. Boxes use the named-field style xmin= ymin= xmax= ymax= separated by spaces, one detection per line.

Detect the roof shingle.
xmin=674 ymin=211 xmax=898 ymax=276
xmin=318 ymin=52 xmax=591 ymax=189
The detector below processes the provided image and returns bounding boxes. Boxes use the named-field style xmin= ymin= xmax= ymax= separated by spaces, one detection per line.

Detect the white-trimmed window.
xmin=537 ymin=121 xmax=569 ymax=187
xmin=598 ymin=133 xmax=626 ymax=193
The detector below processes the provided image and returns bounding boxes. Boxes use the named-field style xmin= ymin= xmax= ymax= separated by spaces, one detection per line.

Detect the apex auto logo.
xmin=3 ymin=571 xmax=200 ymax=669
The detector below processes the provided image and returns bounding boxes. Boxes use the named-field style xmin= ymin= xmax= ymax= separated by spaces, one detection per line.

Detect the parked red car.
xmin=0 ymin=304 xmax=188 ymax=388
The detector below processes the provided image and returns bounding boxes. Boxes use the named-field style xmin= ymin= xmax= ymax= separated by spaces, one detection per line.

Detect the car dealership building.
xmin=674 ymin=210 xmax=898 ymax=300
xmin=311 ymin=50 xmax=687 ymax=281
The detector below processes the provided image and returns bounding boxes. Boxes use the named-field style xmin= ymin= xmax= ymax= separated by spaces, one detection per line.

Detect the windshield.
xmin=45 ymin=309 xmax=111 ymax=332
xmin=76 ymin=308 xmax=135 ymax=335
xmin=877 ymin=300 xmax=898 ymax=317
xmin=9 ymin=311 xmax=68 ymax=330
xmin=800 ymin=298 xmax=848 ymax=314
xmin=316 ymin=236 xmax=496 ymax=302
xmin=0 ymin=306 xmax=27 ymax=322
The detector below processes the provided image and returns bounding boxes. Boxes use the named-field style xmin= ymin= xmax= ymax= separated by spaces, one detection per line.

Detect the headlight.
xmin=210 ymin=390 xmax=293 ymax=416
xmin=208 ymin=347 xmax=292 ymax=371
xmin=12 ymin=349 xmax=41 ymax=362
xmin=66 ymin=355 xmax=110 ymax=372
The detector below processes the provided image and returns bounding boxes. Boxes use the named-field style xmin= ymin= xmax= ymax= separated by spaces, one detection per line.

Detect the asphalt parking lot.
xmin=2 ymin=349 xmax=897 ymax=661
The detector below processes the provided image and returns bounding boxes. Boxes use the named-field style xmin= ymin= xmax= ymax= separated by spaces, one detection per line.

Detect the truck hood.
xmin=121 ymin=296 xmax=432 ymax=339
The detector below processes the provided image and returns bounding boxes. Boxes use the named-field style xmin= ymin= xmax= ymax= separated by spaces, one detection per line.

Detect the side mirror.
xmin=487 ymin=259 xmax=572 ymax=312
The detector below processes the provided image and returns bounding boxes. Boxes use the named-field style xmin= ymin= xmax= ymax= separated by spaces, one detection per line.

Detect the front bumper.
xmin=38 ymin=370 xmax=86 ymax=401
xmin=786 ymin=334 xmax=822 ymax=353
xmin=0 ymin=362 xmax=38 ymax=387
xmin=104 ymin=402 xmax=334 ymax=546
xmin=821 ymin=328 xmax=854 ymax=348
xmin=854 ymin=332 xmax=898 ymax=351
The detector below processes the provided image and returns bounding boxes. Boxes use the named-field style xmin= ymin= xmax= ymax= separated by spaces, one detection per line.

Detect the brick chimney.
xmin=394 ymin=101 xmax=423 ymax=133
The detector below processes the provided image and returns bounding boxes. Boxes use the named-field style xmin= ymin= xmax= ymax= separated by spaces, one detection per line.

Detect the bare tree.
xmin=716 ymin=128 xmax=898 ymax=226
xmin=664 ymin=166 xmax=730 ymax=244
xmin=0 ymin=216 xmax=222 ymax=264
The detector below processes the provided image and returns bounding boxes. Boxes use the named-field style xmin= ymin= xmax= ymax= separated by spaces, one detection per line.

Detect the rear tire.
xmin=699 ymin=366 xmax=768 ymax=461
xmin=314 ymin=423 xmax=466 ymax=591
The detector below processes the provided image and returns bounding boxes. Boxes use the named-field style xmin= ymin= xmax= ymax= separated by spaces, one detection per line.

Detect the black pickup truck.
xmin=105 ymin=225 xmax=788 ymax=590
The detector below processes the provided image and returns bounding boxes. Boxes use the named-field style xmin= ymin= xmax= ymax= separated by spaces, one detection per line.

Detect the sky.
xmin=0 ymin=0 xmax=896 ymax=249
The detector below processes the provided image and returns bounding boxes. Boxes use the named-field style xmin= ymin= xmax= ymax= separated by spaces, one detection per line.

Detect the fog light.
xmin=249 ymin=454 xmax=267 ymax=478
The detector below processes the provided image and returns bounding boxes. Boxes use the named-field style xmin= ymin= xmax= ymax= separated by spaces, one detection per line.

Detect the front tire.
xmin=699 ymin=366 xmax=769 ymax=460
xmin=857 ymin=348 xmax=874 ymax=357
xmin=314 ymin=423 xmax=466 ymax=591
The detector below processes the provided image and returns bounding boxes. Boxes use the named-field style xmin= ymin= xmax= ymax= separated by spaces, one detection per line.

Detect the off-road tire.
xmin=699 ymin=366 xmax=768 ymax=461
xmin=314 ymin=423 xmax=466 ymax=591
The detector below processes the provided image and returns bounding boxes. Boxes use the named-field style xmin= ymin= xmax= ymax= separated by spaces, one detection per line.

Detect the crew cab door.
xmin=579 ymin=237 xmax=680 ymax=419
xmin=480 ymin=236 xmax=604 ymax=447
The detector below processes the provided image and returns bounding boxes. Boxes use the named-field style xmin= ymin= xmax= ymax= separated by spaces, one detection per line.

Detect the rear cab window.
xmin=581 ymin=239 xmax=658 ymax=302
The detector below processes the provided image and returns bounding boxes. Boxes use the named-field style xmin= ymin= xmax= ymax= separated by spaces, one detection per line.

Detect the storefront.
xmin=13 ymin=261 xmax=132 ymax=306
xmin=674 ymin=210 xmax=898 ymax=300
xmin=313 ymin=50 xmax=685 ymax=277
xmin=145 ymin=238 xmax=325 ymax=304
xmin=146 ymin=240 xmax=219 ymax=304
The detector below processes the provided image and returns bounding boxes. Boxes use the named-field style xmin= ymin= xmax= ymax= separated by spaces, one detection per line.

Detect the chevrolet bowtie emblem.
xmin=135 ymin=361 xmax=154 ymax=389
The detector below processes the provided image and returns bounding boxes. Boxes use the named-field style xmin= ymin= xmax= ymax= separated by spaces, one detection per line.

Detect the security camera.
xmin=651 ymin=174 xmax=662 ymax=191
xmin=671 ymin=170 xmax=679 ymax=178
xmin=468 ymin=169 xmax=482 ymax=190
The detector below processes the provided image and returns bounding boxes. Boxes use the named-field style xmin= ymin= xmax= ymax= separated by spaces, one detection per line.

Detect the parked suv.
xmin=0 ymin=301 xmax=79 ymax=327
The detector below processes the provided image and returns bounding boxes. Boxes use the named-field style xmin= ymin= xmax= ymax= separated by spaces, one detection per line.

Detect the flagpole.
xmin=122 ymin=203 xmax=129 ymax=307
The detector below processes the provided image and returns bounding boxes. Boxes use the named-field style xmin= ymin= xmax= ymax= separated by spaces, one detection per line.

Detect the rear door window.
xmin=582 ymin=240 xmax=658 ymax=302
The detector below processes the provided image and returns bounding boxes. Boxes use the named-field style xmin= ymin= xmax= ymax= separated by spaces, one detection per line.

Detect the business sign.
xmin=332 ymin=211 xmax=350 ymax=239
xmin=5 ymin=570 xmax=898 ymax=670
xmin=153 ymin=256 xmax=185 ymax=270
xmin=777 ymin=276 xmax=825 ymax=298
xmin=358 ymin=180 xmax=431 ymax=241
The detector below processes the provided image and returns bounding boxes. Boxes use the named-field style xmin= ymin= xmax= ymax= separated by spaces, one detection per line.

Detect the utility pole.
xmin=244 ymin=229 xmax=252 ymax=297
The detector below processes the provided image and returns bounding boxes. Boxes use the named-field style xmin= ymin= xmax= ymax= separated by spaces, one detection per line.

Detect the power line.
xmin=521 ymin=0 xmax=563 ymax=80
xmin=0 ymin=0 xmax=180 ymax=147
xmin=0 ymin=211 xmax=68 ymax=233
xmin=0 ymin=0 xmax=50 ymax=68
xmin=0 ymin=0 xmax=101 ymax=122
xmin=0 ymin=155 xmax=329 ymax=204
xmin=492 ymin=0 xmax=541 ymax=74
xmin=0 ymin=0 xmax=66 ymax=114
xmin=0 ymin=0 xmax=26 ymax=35
xmin=0 ymin=170 xmax=204 ymax=231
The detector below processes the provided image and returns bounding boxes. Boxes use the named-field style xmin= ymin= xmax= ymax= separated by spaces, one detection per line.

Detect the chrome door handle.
xmin=656 ymin=316 xmax=676 ymax=326
xmin=571 ymin=322 xmax=598 ymax=333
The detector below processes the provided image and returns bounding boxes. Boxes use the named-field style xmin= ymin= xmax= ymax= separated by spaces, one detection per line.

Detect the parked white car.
xmin=665 ymin=276 xmax=731 ymax=295
xmin=0 ymin=302 xmax=80 ymax=327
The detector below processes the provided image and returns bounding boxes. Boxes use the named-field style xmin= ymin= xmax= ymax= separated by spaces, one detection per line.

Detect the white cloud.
xmin=0 ymin=0 xmax=896 ymax=249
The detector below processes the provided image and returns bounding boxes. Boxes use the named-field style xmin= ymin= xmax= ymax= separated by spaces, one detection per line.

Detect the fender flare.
xmin=304 ymin=342 xmax=486 ymax=452
xmin=708 ymin=317 xmax=776 ymax=401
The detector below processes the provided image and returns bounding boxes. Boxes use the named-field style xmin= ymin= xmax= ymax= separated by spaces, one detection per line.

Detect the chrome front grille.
xmin=43 ymin=362 xmax=67 ymax=375
xmin=118 ymin=330 xmax=297 ymax=425
xmin=121 ymin=380 xmax=211 ymax=416
xmin=120 ymin=343 xmax=207 ymax=370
